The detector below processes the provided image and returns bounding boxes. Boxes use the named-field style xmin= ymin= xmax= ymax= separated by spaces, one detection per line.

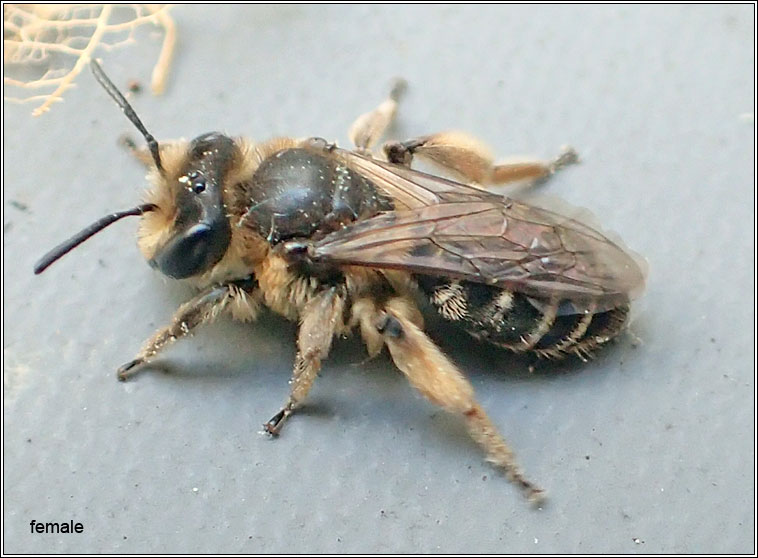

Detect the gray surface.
xmin=3 ymin=4 xmax=754 ymax=554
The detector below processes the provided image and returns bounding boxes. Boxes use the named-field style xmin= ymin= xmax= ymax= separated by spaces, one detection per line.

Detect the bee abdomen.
xmin=417 ymin=277 xmax=629 ymax=359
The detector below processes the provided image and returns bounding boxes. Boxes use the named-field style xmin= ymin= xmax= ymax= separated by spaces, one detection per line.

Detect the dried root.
xmin=4 ymin=4 xmax=176 ymax=116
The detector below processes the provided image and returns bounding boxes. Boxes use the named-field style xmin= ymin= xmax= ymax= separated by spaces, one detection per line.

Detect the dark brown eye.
xmin=192 ymin=179 xmax=206 ymax=193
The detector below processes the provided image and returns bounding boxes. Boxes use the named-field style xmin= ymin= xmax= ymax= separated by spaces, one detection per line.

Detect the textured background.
xmin=3 ymin=5 xmax=754 ymax=553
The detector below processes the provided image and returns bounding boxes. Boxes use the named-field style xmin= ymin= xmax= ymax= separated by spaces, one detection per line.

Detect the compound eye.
xmin=150 ymin=223 xmax=219 ymax=279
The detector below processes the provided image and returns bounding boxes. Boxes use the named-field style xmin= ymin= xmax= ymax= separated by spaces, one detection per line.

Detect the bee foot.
xmin=263 ymin=408 xmax=289 ymax=437
xmin=549 ymin=145 xmax=580 ymax=173
xmin=511 ymin=473 xmax=546 ymax=506
xmin=117 ymin=358 xmax=144 ymax=382
xmin=527 ymin=486 xmax=547 ymax=508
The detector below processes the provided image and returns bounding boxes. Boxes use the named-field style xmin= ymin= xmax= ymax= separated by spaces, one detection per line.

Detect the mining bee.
xmin=35 ymin=60 xmax=646 ymax=503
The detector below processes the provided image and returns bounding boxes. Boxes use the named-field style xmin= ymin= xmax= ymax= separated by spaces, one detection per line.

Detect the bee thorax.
xmin=242 ymin=147 xmax=392 ymax=244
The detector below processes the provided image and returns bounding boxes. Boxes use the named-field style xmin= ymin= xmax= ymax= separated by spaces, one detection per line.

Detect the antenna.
xmin=34 ymin=204 xmax=156 ymax=274
xmin=90 ymin=59 xmax=164 ymax=174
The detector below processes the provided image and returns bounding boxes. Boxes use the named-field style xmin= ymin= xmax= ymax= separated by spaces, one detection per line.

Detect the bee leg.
xmin=376 ymin=298 xmax=545 ymax=504
xmin=263 ymin=287 xmax=345 ymax=436
xmin=384 ymin=131 xmax=578 ymax=186
xmin=348 ymin=78 xmax=407 ymax=152
xmin=117 ymin=283 xmax=256 ymax=381
xmin=490 ymin=146 xmax=579 ymax=185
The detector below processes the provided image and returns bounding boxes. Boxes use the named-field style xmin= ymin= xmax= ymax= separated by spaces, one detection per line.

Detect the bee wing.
xmin=332 ymin=148 xmax=502 ymax=208
xmin=312 ymin=151 xmax=646 ymax=314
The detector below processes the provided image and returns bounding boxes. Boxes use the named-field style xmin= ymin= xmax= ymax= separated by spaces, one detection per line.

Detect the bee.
xmin=35 ymin=60 xmax=646 ymax=503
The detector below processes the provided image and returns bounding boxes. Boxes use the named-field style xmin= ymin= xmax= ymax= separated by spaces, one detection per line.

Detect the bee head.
xmin=139 ymin=132 xmax=235 ymax=279
xmin=34 ymin=61 xmax=234 ymax=279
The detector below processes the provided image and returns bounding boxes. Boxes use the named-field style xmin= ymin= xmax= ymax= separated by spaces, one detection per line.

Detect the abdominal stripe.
xmin=416 ymin=276 xmax=628 ymax=358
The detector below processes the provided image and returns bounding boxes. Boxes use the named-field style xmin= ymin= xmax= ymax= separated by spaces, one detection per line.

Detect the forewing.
xmin=314 ymin=152 xmax=645 ymax=313
xmin=332 ymin=148 xmax=502 ymax=208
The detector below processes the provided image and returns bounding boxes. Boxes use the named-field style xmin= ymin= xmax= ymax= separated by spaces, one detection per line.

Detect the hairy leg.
xmin=375 ymin=298 xmax=544 ymax=503
xmin=263 ymin=287 xmax=346 ymax=435
xmin=384 ymin=130 xmax=578 ymax=186
xmin=117 ymin=281 xmax=259 ymax=380
xmin=348 ymin=79 xmax=407 ymax=152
